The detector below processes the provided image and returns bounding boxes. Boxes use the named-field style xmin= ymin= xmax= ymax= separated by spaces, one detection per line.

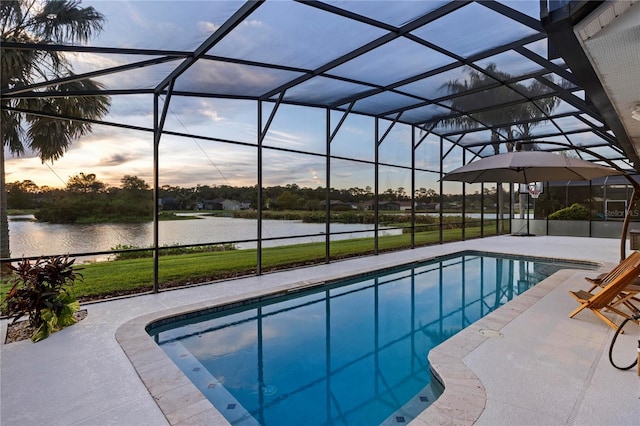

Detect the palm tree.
xmin=1 ymin=0 xmax=110 ymax=262
xmin=438 ymin=64 xmax=560 ymax=231
xmin=513 ymin=79 xmax=560 ymax=145
xmin=508 ymin=79 xmax=560 ymax=224
xmin=440 ymin=64 xmax=521 ymax=155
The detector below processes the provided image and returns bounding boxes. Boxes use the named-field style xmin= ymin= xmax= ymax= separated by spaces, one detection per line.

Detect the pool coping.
xmin=414 ymin=267 xmax=584 ymax=426
xmin=115 ymin=254 xmax=603 ymax=426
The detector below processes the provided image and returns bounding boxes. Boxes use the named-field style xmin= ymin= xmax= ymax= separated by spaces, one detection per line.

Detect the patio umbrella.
xmin=441 ymin=151 xmax=623 ymax=184
xmin=442 ymin=150 xmax=633 ymax=259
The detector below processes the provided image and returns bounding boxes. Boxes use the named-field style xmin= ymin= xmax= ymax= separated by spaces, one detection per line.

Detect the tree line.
xmin=8 ymin=173 xmax=152 ymax=223
xmin=7 ymin=173 xmax=501 ymax=223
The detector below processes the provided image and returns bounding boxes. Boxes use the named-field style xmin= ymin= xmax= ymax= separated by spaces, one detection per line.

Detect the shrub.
xmin=548 ymin=203 xmax=590 ymax=220
xmin=110 ymin=243 xmax=236 ymax=260
xmin=1 ymin=256 xmax=82 ymax=342
xmin=35 ymin=203 xmax=79 ymax=223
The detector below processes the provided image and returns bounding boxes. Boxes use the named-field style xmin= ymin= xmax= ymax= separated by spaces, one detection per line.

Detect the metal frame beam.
xmin=155 ymin=0 xmax=264 ymax=94
xmin=260 ymin=1 xmax=470 ymax=100
xmin=2 ymin=57 xmax=180 ymax=96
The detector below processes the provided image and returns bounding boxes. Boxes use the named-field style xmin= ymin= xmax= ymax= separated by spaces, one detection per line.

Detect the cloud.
xmin=155 ymin=138 xmax=258 ymax=187
xmin=201 ymin=109 xmax=224 ymax=122
xmin=164 ymin=98 xmax=245 ymax=129
xmin=65 ymin=53 xmax=182 ymax=91
xmin=263 ymin=129 xmax=305 ymax=147
xmin=332 ymin=171 xmax=355 ymax=179
xmin=180 ymin=313 xmax=280 ymax=361
xmin=186 ymin=99 xmax=226 ymax=124
xmin=5 ymin=157 xmax=67 ymax=187
xmin=261 ymin=152 xmax=326 ymax=188
xmin=68 ymin=52 xmax=124 ymax=74
xmin=98 ymin=153 xmax=134 ymax=166
xmin=198 ymin=21 xmax=220 ymax=33
xmin=176 ymin=56 xmax=302 ymax=99
xmin=243 ymin=19 xmax=265 ymax=28
xmin=7 ymin=1 xmax=397 ymax=192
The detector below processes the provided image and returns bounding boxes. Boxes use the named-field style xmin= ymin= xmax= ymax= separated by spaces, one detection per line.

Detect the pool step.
xmin=162 ymin=340 xmax=260 ymax=426
xmin=380 ymin=381 xmax=442 ymax=425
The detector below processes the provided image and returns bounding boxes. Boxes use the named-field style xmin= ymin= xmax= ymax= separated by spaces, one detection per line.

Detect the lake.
xmin=7 ymin=212 xmax=506 ymax=262
xmin=7 ymin=215 xmax=400 ymax=261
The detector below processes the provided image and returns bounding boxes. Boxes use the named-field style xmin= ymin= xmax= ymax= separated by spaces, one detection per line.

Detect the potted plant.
xmin=2 ymin=255 xmax=82 ymax=342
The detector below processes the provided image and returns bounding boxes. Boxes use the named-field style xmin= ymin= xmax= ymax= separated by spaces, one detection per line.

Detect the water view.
xmin=8 ymin=215 xmax=404 ymax=260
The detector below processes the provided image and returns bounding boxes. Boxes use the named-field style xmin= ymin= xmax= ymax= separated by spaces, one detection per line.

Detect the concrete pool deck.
xmin=1 ymin=235 xmax=639 ymax=425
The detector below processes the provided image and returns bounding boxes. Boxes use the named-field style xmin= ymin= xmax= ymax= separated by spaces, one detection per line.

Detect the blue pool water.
xmin=148 ymin=251 xmax=595 ymax=425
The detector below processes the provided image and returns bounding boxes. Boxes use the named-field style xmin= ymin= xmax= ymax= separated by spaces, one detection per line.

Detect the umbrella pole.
xmin=620 ymin=179 xmax=640 ymax=262
xmin=526 ymin=191 xmax=530 ymax=236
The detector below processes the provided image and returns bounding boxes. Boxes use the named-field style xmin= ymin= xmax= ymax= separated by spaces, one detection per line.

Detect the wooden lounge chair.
xmin=583 ymin=250 xmax=640 ymax=313
xmin=584 ymin=250 xmax=640 ymax=292
xmin=569 ymin=257 xmax=640 ymax=330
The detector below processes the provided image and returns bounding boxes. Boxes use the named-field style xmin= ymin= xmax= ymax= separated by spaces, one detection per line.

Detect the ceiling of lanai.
xmin=2 ymin=0 xmax=639 ymax=172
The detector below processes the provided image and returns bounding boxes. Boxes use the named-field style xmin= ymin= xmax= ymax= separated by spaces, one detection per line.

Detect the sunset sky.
xmin=5 ymin=92 xmax=450 ymax=191
xmin=5 ymin=0 xmax=469 ymax=191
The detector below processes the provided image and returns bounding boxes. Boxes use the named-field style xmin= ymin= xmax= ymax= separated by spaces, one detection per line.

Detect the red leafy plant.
xmin=2 ymin=255 xmax=82 ymax=342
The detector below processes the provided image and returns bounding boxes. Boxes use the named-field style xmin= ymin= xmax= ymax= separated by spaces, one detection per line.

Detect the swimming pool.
xmin=147 ymin=251 xmax=595 ymax=425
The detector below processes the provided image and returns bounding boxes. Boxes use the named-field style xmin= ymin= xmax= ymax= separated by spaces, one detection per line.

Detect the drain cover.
xmin=479 ymin=329 xmax=503 ymax=338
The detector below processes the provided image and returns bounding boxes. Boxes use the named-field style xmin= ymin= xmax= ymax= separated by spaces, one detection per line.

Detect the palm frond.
xmin=1 ymin=109 xmax=25 ymax=154
xmin=1 ymin=0 xmax=108 ymax=162
xmin=0 ymin=1 xmax=23 ymax=36
xmin=34 ymin=0 xmax=104 ymax=44
xmin=0 ymin=34 xmax=40 ymax=87
xmin=435 ymin=63 xmax=561 ymax=153
xmin=25 ymin=100 xmax=74 ymax=162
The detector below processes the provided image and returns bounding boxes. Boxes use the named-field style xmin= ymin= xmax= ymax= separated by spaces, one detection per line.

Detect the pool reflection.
xmin=151 ymin=253 xmax=589 ymax=425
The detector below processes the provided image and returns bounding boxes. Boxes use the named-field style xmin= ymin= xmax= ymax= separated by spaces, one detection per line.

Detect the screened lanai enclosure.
xmin=2 ymin=0 xmax=639 ymax=296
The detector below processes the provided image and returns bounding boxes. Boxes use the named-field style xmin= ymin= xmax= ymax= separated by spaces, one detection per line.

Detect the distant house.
xmin=427 ymin=202 xmax=440 ymax=211
xmin=398 ymin=201 xmax=438 ymax=211
xmin=241 ymin=200 xmax=252 ymax=210
xmin=221 ymin=199 xmax=242 ymax=211
xmin=362 ymin=200 xmax=401 ymax=211
xmin=398 ymin=201 xmax=413 ymax=211
xmin=202 ymin=199 xmax=224 ymax=210
xmin=158 ymin=197 xmax=180 ymax=210
xmin=382 ymin=202 xmax=400 ymax=211
xmin=202 ymin=198 xmax=242 ymax=211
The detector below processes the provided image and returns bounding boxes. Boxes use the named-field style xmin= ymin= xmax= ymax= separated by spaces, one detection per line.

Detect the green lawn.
xmin=2 ymin=225 xmax=507 ymax=302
